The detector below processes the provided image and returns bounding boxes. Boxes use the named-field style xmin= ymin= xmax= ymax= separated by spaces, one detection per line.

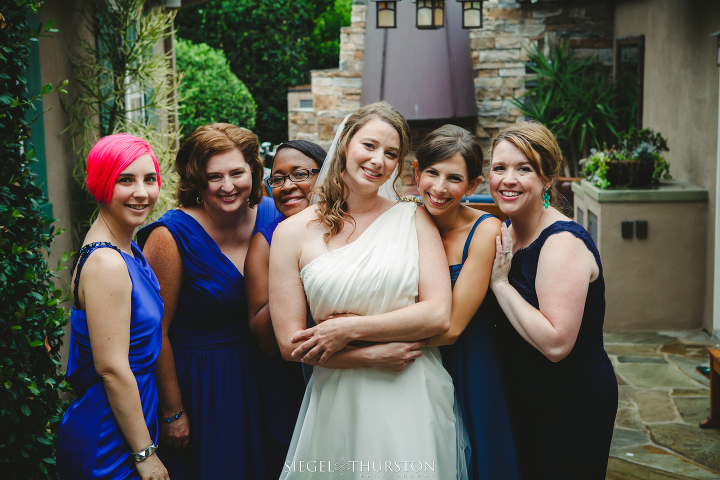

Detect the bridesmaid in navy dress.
xmin=138 ymin=124 xmax=281 ymax=480
xmin=415 ymin=125 xmax=520 ymax=480
xmin=57 ymin=134 xmax=168 ymax=479
xmin=244 ymin=140 xmax=326 ymax=477
xmin=489 ymin=122 xmax=617 ymax=479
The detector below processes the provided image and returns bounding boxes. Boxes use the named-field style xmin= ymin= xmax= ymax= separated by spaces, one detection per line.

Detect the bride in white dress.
xmin=270 ymin=102 xmax=466 ymax=479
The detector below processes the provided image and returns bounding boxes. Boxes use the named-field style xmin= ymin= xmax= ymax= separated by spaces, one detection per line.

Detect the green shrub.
xmin=0 ymin=2 xmax=69 ymax=479
xmin=175 ymin=38 xmax=256 ymax=142
xmin=511 ymin=41 xmax=619 ymax=177
xmin=175 ymin=0 xmax=352 ymax=144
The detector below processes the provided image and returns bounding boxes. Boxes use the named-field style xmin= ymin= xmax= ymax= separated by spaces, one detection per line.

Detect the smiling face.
xmin=489 ymin=140 xmax=549 ymax=217
xmin=270 ymin=148 xmax=320 ymax=217
xmin=417 ymin=153 xmax=480 ymax=216
xmin=107 ymin=153 xmax=159 ymax=228
xmin=341 ymin=117 xmax=401 ymax=194
xmin=200 ymin=149 xmax=253 ymax=214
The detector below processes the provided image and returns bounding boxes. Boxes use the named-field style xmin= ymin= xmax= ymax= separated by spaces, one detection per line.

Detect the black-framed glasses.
xmin=266 ymin=168 xmax=320 ymax=188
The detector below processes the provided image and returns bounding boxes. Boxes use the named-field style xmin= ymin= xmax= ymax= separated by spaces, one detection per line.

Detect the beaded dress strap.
xmin=71 ymin=242 xmax=123 ymax=309
xmin=461 ymin=214 xmax=495 ymax=264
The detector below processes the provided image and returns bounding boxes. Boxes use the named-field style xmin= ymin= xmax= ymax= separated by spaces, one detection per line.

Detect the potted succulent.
xmin=581 ymin=128 xmax=671 ymax=189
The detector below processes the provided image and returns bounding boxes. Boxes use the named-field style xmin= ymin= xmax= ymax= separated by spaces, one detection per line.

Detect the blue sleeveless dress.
xmin=256 ymin=217 xmax=307 ymax=478
xmin=494 ymin=221 xmax=617 ymax=479
xmin=136 ymin=196 xmax=282 ymax=480
xmin=440 ymin=215 xmax=520 ymax=480
xmin=58 ymin=242 xmax=163 ymax=480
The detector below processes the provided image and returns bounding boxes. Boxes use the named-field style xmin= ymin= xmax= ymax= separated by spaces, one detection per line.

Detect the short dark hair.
xmin=274 ymin=140 xmax=326 ymax=168
xmin=416 ymin=125 xmax=484 ymax=179
xmin=175 ymin=123 xmax=264 ymax=208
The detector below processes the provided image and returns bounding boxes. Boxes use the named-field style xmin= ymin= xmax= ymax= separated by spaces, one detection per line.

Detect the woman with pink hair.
xmin=58 ymin=134 xmax=169 ymax=480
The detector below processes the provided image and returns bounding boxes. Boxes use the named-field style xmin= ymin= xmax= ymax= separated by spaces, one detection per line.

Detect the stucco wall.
xmin=39 ymin=1 xmax=90 ymax=370
xmin=615 ymin=0 xmax=720 ymax=332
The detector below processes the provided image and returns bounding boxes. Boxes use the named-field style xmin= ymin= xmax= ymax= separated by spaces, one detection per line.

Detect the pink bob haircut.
xmin=86 ymin=133 xmax=161 ymax=204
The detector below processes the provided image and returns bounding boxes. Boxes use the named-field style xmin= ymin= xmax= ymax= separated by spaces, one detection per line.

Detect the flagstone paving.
xmin=604 ymin=330 xmax=720 ymax=480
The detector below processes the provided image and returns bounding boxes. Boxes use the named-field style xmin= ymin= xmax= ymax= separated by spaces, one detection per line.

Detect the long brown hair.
xmin=175 ymin=123 xmax=264 ymax=208
xmin=314 ymin=102 xmax=410 ymax=240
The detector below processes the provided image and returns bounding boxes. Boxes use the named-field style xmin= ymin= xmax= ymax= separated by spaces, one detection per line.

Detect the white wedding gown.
xmin=280 ymin=202 xmax=466 ymax=479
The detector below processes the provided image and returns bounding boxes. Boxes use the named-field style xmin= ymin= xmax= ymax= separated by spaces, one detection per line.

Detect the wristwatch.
xmin=132 ymin=443 xmax=158 ymax=462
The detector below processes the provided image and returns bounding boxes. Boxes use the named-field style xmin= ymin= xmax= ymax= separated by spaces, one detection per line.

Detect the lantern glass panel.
xmin=417 ymin=1 xmax=433 ymax=27
xmin=433 ymin=1 xmax=444 ymax=26
xmin=377 ymin=2 xmax=397 ymax=28
xmin=462 ymin=2 xmax=482 ymax=28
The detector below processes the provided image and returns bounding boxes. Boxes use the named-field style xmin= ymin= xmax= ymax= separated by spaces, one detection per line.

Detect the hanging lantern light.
xmin=372 ymin=1 xmax=402 ymax=29
xmin=457 ymin=1 xmax=483 ymax=29
xmin=414 ymin=0 xmax=445 ymax=30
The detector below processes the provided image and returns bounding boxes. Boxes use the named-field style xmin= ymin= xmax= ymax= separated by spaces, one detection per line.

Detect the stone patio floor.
xmin=604 ymin=330 xmax=720 ymax=480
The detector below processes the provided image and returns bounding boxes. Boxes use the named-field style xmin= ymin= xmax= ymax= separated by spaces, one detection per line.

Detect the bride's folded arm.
xmin=269 ymin=215 xmax=427 ymax=372
xmin=289 ymin=207 xmax=452 ymax=366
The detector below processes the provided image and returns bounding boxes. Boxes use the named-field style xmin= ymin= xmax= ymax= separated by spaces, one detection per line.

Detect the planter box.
xmin=572 ymin=179 xmax=708 ymax=331
xmin=605 ymin=158 xmax=655 ymax=187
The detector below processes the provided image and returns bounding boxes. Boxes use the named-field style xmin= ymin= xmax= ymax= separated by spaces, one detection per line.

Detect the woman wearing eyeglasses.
xmin=137 ymin=124 xmax=282 ymax=480
xmin=244 ymin=140 xmax=326 ymax=478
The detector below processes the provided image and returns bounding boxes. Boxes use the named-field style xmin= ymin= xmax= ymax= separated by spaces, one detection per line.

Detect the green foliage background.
xmin=511 ymin=41 xmax=633 ymax=177
xmin=175 ymin=0 xmax=352 ymax=145
xmin=63 ymin=0 xmax=180 ymax=246
xmin=175 ymin=38 xmax=257 ymax=142
xmin=0 ymin=2 xmax=68 ymax=479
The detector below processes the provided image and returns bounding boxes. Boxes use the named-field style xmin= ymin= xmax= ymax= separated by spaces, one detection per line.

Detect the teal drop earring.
xmin=542 ymin=188 xmax=550 ymax=209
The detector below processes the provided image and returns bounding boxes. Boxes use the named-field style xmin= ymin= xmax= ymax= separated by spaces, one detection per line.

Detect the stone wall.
xmin=288 ymin=0 xmax=615 ymax=152
xmin=470 ymin=0 xmax=614 ymax=150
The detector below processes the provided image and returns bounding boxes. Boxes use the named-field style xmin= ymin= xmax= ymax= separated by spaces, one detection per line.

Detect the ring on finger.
xmin=502 ymin=250 xmax=511 ymax=254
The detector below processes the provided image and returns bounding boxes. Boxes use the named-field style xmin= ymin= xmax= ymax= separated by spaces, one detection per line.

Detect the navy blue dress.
xmin=440 ymin=215 xmax=520 ymax=480
xmin=58 ymin=242 xmax=163 ymax=480
xmin=136 ymin=196 xmax=282 ymax=480
xmin=494 ymin=221 xmax=617 ymax=479
xmin=256 ymin=217 xmax=306 ymax=478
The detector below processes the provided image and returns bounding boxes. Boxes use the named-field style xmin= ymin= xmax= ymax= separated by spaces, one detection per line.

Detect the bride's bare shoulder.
xmin=273 ymin=205 xmax=322 ymax=240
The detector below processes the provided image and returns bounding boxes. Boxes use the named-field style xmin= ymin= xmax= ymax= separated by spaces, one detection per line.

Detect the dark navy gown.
xmin=137 ymin=196 xmax=281 ymax=480
xmin=440 ymin=214 xmax=520 ymax=480
xmin=256 ymin=216 xmax=306 ymax=478
xmin=494 ymin=221 xmax=618 ymax=479
xmin=58 ymin=241 xmax=163 ymax=480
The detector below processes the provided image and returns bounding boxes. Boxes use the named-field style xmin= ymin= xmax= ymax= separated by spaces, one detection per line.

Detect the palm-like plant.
xmin=511 ymin=41 xmax=619 ymax=177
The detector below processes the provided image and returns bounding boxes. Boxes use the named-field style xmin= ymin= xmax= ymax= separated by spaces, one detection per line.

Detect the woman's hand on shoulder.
xmin=135 ymin=453 xmax=170 ymax=480
xmin=490 ymin=222 xmax=513 ymax=286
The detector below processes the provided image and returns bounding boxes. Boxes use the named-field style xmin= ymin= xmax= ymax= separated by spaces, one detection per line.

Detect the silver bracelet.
xmin=131 ymin=442 xmax=157 ymax=462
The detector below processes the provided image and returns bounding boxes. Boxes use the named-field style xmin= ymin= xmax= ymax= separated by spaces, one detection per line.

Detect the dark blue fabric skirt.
xmin=159 ymin=326 xmax=266 ymax=480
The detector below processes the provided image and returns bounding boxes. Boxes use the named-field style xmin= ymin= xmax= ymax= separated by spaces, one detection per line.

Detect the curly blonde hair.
xmin=314 ymin=102 xmax=411 ymax=240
